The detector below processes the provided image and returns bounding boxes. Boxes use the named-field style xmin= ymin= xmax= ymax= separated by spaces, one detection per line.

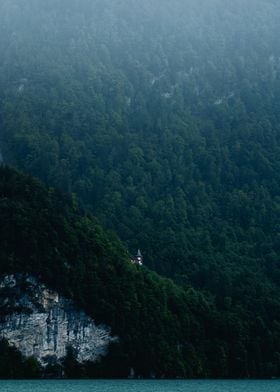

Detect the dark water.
xmin=0 ymin=380 xmax=279 ymax=392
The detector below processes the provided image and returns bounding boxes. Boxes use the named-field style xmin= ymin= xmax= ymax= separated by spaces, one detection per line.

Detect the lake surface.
xmin=0 ymin=380 xmax=279 ymax=392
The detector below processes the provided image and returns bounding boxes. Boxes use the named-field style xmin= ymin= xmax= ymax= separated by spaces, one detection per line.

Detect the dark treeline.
xmin=1 ymin=0 xmax=280 ymax=377
xmin=0 ymin=165 xmax=268 ymax=379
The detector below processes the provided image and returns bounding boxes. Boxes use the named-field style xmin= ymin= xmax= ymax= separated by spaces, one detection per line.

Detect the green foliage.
xmin=0 ymin=339 xmax=42 ymax=379
xmin=1 ymin=0 xmax=280 ymax=288
xmin=1 ymin=0 xmax=280 ymax=378
xmin=0 ymin=166 xmax=280 ymax=378
xmin=0 ymin=166 xmax=210 ymax=378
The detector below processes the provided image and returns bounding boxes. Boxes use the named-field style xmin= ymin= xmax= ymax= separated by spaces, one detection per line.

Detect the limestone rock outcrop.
xmin=0 ymin=274 xmax=115 ymax=365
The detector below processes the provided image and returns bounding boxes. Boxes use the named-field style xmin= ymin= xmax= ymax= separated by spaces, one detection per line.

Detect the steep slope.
xmin=1 ymin=0 xmax=280 ymax=288
xmin=1 ymin=166 xmax=280 ymax=378
xmin=0 ymin=166 xmax=216 ymax=378
xmin=1 ymin=0 xmax=280 ymax=378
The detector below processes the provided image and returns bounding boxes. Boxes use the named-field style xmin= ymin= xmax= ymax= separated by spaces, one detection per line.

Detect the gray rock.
xmin=0 ymin=274 xmax=116 ymax=365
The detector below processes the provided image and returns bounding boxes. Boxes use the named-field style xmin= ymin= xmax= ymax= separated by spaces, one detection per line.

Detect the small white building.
xmin=131 ymin=249 xmax=143 ymax=266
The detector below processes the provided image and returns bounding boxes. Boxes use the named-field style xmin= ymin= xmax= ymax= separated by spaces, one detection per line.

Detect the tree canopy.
xmin=1 ymin=0 xmax=280 ymax=378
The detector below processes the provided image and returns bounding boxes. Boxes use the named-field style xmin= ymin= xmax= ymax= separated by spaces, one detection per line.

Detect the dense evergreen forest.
xmin=1 ymin=0 xmax=280 ymax=378
xmin=0 ymin=165 xmax=265 ymax=378
xmin=1 ymin=166 xmax=280 ymax=378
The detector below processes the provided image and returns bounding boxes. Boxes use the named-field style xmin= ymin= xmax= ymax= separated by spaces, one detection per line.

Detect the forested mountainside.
xmin=1 ymin=0 xmax=280 ymax=285
xmin=0 ymin=166 xmax=202 ymax=378
xmin=1 ymin=0 xmax=280 ymax=378
xmin=0 ymin=165 xmax=271 ymax=379
xmin=0 ymin=167 xmax=258 ymax=377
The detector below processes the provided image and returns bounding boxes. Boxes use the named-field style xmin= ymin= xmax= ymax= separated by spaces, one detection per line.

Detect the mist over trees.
xmin=1 ymin=0 xmax=280 ymax=378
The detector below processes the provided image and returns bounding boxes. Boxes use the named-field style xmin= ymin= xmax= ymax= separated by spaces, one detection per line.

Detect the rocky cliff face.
xmin=0 ymin=274 xmax=115 ymax=365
